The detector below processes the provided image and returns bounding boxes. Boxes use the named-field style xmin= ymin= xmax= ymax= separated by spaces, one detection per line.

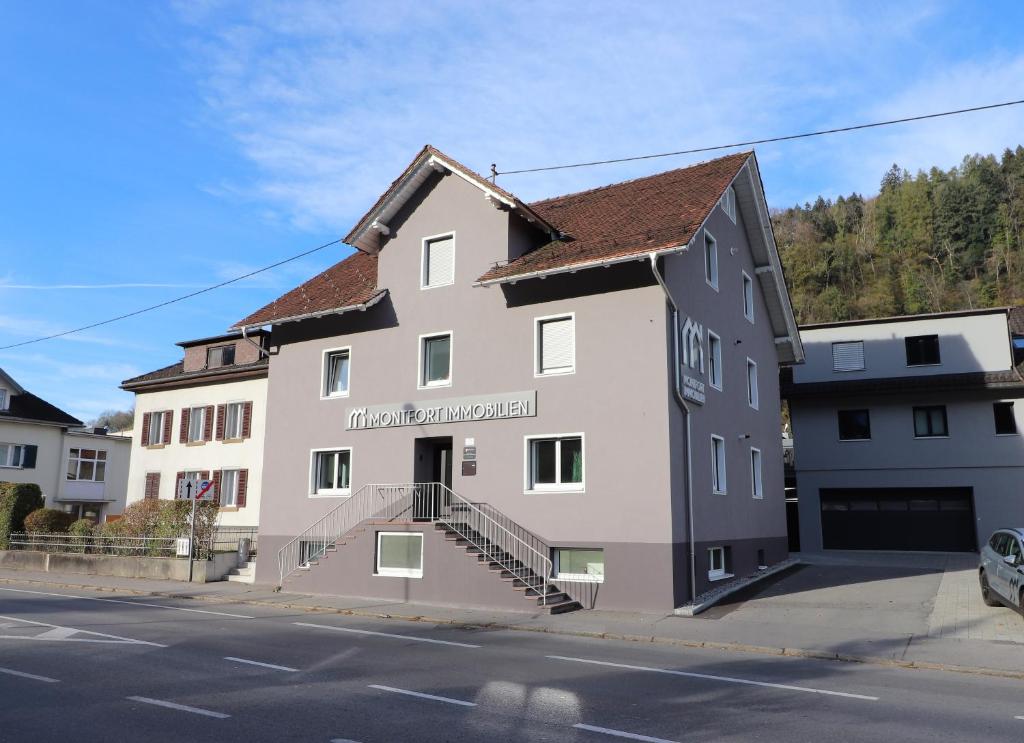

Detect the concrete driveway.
xmin=699 ymin=551 xmax=1024 ymax=646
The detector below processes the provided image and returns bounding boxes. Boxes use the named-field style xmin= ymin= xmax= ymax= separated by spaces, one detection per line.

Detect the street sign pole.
xmin=187 ymin=496 xmax=197 ymax=583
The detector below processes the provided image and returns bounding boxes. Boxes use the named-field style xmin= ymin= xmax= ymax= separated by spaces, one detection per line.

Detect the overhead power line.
xmin=495 ymin=98 xmax=1024 ymax=176
xmin=0 ymin=238 xmax=343 ymax=350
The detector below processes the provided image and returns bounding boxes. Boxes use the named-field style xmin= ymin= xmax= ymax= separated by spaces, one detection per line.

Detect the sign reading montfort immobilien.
xmin=346 ymin=391 xmax=537 ymax=430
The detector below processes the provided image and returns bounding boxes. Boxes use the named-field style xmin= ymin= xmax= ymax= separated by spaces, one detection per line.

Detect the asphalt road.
xmin=1 ymin=584 xmax=1024 ymax=742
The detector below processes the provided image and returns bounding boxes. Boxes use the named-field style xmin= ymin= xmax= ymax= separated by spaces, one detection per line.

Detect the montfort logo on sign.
xmin=347 ymin=391 xmax=537 ymax=430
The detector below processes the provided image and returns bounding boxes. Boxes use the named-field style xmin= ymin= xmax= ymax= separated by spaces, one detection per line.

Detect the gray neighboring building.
xmin=235 ymin=146 xmax=802 ymax=612
xmin=785 ymin=307 xmax=1024 ymax=553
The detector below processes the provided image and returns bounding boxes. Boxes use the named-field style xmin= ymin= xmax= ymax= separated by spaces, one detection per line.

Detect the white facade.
xmin=53 ymin=431 xmax=131 ymax=521
xmin=125 ymin=376 xmax=267 ymax=527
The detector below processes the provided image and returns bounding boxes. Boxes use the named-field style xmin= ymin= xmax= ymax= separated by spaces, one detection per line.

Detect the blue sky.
xmin=2 ymin=1 xmax=1023 ymax=422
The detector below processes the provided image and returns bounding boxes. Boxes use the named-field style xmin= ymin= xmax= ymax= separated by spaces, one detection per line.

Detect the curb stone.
xmin=3 ymin=575 xmax=1023 ymax=682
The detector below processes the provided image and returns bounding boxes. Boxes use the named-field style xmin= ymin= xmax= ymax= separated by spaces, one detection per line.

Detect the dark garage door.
xmin=820 ymin=487 xmax=976 ymax=552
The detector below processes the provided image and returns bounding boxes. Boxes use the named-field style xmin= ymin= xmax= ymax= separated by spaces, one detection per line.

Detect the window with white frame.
xmin=0 ymin=443 xmax=26 ymax=468
xmin=742 ymin=272 xmax=754 ymax=322
xmin=704 ymin=230 xmax=719 ymax=289
xmin=187 ymin=406 xmax=206 ymax=442
xmin=220 ymin=469 xmax=240 ymax=507
xmin=536 ymin=315 xmax=575 ymax=376
xmin=708 ymin=546 xmax=728 ymax=579
xmin=312 ymin=449 xmax=352 ymax=495
xmin=375 ymin=532 xmax=423 ymax=578
xmin=708 ymin=332 xmax=723 ymax=389
xmin=323 ymin=349 xmax=351 ymax=397
xmin=420 ymin=333 xmax=452 ymax=387
xmin=720 ymin=185 xmax=737 ymax=223
xmin=746 ymin=359 xmax=759 ymax=410
xmin=832 ymin=341 xmax=865 ymax=372
xmin=224 ymin=402 xmax=244 ymax=439
xmin=421 ymin=233 xmax=455 ymax=289
xmin=148 ymin=411 xmax=167 ymax=445
xmin=527 ymin=435 xmax=584 ymax=491
xmin=750 ymin=448 xmax=763 ymax=499
xmin=711 ymin=435 xmax=726 ymax=494
xmin=554 ymin=548 xmax=604 ymax=582
xmin=67 ymin=448 xmax=106 ymax=482
xmin=0 ymin=389 xmax=7 ymax=410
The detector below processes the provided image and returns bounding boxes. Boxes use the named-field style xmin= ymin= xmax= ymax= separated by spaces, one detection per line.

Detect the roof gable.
xmin=0 ymin=390 xmax=82 ymax=427
xmin=344 ymin=145 xmax=555 ymax=254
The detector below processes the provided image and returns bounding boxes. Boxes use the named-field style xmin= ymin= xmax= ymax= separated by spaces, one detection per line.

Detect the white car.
xmin=980 ymin=529 xmax=1024 ymax=609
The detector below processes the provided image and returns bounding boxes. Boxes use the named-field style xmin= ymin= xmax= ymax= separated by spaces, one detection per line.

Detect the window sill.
xmin=525 ymin=487 xmax=585 ymax=495
xmin=712 ymin=490 xmax=727 ymax=496
xmin=913 ymin=435 xmax=950 ymax=440
xmin=535 ymin=369 xmax=575 ymax=378
xmin=0 ymin=465 xmax=24 ymax=470
xmin=554 ymin=575 xmax=604 ymax=583
xmin=219 ymin=506 xmax=239 ymax=512
xmin=374 ymin=571 xmax=423 ymax=579
xmin=838 ymin=438 xmax=872 ymax=442
xmin=144 ymin=444 xmax=166 ymax=450
xmin=417 ymin=382 xmax=452 ymax=391
xmin=320 ymin=392 xmax=351 ymax=401
xmin=708 ymin=572 xmax=734 ymax=582
xmin=705 ymin=279 xmax=719 ymax=292
xmin=906 ymin=362 xmax=942 ymax=368
xmin=185 ymin=440 xmax=206 ymax=447
xmin=309 ymin=491 xmax=352 ymax=499
xmin=420 ymin=282 xmax=454 ymax=291
xmin=221 ymin=437 xmax=246 ymax=444
xmin=995 ymin=433 xmax=1020 ymax=437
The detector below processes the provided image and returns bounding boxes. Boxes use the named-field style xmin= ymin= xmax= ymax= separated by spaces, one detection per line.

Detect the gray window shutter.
xmin=540 ymin=317 xmax=574 ymax=373
xmin=832 ymin=341 xmax=865 ymax=371
xmin=425 ymin=236 xmax=455 ymax=287
xmin=22 ymin=445 xmax=37 ymax=469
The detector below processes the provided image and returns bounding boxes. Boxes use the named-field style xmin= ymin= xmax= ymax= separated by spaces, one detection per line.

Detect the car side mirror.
xmin=1004 ymin=554 xmax=1020 ymax=567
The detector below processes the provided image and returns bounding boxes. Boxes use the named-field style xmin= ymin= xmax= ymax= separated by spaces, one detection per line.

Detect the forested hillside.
xmin=772 ymin=146 xmax=1024 ymax=324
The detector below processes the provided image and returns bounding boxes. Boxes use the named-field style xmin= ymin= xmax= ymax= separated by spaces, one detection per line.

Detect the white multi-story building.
xmin=121 ymin=332 xmax=268 ymax=530
xmin=0 ymin=368 xmax=130 ymax=522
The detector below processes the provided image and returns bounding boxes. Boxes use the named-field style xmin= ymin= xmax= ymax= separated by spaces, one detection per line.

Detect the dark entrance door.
xmin=820 ymin=487 xmax=976 ymax=551
xmin=413 ymin=437 xmax=452 ymax=518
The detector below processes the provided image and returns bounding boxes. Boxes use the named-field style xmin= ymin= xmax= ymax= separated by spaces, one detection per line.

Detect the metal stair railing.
xmin=277 ymin=483 xmax=419 ymax=585
xmin=431 ymin=484 xmax=556 ymax=606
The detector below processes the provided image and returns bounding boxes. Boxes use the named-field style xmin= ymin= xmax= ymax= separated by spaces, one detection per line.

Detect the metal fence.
xmin=8 ymin=532 xmax=180 ymax=557
xmin=208 ymin=526 xmax=258 ymax=556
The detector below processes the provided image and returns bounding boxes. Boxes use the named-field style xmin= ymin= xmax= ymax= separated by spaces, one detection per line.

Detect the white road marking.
xmin=127 ymin=696 xmax=230 ymax=719
xmin=0 ymin=614 xmax=165 ymax=647
xmin=224 ymin=656 xmax=298 ymax=672
xmin=546 ymin=656 xmax=879 ymax=701
xmin=574 ymin=723 xmax=680 ymax=743
xmin=294 ymin=621 xmax=481 ymax=648
xmin=0 ymin=666 xmax=59 ymax=683
xmin=0 ymin=587 xmax=253 ymax=618
xmin=368 ymin=684 xmax=476 ymax=707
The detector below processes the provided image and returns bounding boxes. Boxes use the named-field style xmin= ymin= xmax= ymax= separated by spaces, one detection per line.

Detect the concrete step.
xmin=225 ymin=573 xmax=255 ymax=583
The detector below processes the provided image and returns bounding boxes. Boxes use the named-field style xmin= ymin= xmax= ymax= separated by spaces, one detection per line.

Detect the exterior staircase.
xmin=278 ymin=483 xmax=584 ymax=614
xmin=225 ymin=560 xmax=256 ymax=584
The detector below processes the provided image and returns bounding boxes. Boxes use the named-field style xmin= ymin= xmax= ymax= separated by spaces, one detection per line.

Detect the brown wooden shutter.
xmin=215 ymin=405 xmax=226 ymax=441
xmin=145 ymin=472 xmax=161 ymax=500
xmin=241 ymin=401 xmax=253 ymax=439
xmin=141 ymin=413 xmax=151 ymax=447
xmin=236 ymin=469 xmax=248 ymax=508
xmin=211 ymin=470 xmax=222 ymax=506
xmin=162 ymin=410 xmax=173 ymax=445
xmin=200 ymin=470 xmax=210 ymax=481
xmin=179 ymin=408 xmax=190 ymax=443
xmin=203 ymin=405 xmax=214 ymax=441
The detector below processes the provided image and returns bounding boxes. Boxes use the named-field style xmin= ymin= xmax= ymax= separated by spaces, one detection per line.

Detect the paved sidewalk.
xmin=2 ymin=566 xmax=1024 ymax=681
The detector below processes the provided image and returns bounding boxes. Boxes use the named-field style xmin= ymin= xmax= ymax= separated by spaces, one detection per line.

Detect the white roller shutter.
xmin=832 ymin=341 xmax=865 ymax=371
xmin=540 ymin=317 xmax=575 ymax=374
xmin=424 ymin=235 xmax=455 ymax=288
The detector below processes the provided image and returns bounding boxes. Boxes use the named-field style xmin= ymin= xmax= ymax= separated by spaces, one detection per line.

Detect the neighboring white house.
xmin=0 ymin=368 xmax=130 ymax=522
xmin=120 ymin=332 xmax=268 ymax=530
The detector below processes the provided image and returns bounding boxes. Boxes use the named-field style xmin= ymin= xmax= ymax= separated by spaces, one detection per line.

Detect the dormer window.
xmin=207 ymin=344 xmax=236 ymax=369
xmin=422 ymin=233 xmax=455 ymax=289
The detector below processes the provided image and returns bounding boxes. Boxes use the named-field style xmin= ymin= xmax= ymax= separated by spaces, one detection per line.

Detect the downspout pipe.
xmin=649 ymin=252 xmax=698 ymax=607
xmin=241 ymin=326 xmax=271 ymax=359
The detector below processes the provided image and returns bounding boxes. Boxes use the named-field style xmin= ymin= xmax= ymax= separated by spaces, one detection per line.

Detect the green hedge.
xmin=0 ymin=482 xmax=43 ymax=549
xmin=24 ymin=508 xmax=76 ymax=534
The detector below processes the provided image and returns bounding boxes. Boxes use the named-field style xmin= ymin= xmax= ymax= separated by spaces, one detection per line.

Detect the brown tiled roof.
xmin=1009 ymin=306 xmax=1024 ymax=335
xmin=232 ymin=250 xmax=381 ymax=329
xmin=0 ymin=392 xmax=82 ymax=427
xmin=121 ymin=357 xmax=269 ymax=391
xmin=477 ymin=151 xmax=751 ymax=283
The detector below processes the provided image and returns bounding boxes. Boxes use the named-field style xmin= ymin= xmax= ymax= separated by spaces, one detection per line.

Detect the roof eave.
xmin=230 ymin=289 xmax=388 ymax=332
xmin=474 ymin=244 xmax=690 ymax=287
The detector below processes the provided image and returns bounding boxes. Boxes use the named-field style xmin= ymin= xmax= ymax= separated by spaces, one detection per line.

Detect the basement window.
xmin=708 ymin=546 xmax=732 ymax=581
xmin=375 ymin=532 xmax=423 ymax=578
xmin=554 ymin=548 xmax=604 ymax=582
